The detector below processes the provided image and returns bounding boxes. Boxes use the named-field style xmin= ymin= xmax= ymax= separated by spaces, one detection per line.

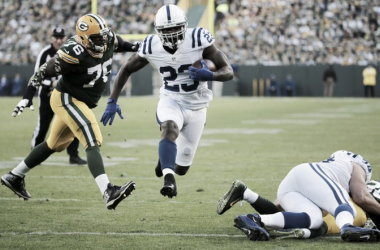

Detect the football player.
xmin=216 ymin=150 xmax=380 ymax=242
xmin=31 ymin=27 xmax=87 ymax=165
xmin=101 ymin=4 xmax=233 ymax=198
xmin=1 ymin=14 xmax=139 ymax=210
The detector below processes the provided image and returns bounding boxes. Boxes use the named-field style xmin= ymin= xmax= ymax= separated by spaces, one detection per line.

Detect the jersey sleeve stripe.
xmin=148 ymin=36 xmax=153 ymax=54
xmin=197 ymin=28 xmax=203 ymax=47
xmin=191 ymin=28 xmax=197 ymax=48
xmin=142 ymin=36 xmax=148 ymax=54
xmin=57 ymin=50 xmax=79 ymax=64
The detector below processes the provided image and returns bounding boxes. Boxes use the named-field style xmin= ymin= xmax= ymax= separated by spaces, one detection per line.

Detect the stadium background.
xmin=0 ymin=0 xmax=379 ymax=97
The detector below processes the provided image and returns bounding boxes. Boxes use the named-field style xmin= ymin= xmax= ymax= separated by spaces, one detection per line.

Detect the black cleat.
xmin=103 ymin=181 xmax=136 ymax=210
xmin=155 ymin=159 xmax=163 ymax=177
xmin=69 ymin=155 xmax=87 ymax=165
xmin=340 ymin=224 xmax=380 ymax=242
xmin=234 ymin=214 xmax=269 ymax=241
xmin=160 ymin=174 xmax=177 ymax=198
xmin=216 ymin=180 xmax=247 ymax=215
xmin=1 ymin=172 xmax=31 ymax=200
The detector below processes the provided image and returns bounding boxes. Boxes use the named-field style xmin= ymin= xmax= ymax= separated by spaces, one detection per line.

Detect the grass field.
xmin=0 ymin=96 xmax=379 ymax=250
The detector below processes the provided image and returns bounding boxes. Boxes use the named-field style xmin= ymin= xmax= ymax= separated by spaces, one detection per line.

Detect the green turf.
xmin=0 ymin=96 xmax=379 ymax=250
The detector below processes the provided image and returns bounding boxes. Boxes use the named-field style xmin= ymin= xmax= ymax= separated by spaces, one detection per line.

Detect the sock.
xmin=24 ymin=142 xmax=55 ymax=168
xmin=261 ymin=212 xmax=285 ymax=228
xmin=163 ymin=168 xmax=175 ymax=176
xmin=250 ymin=196 xmax=280 ymax=214
xmin=243 ymin=188 xmax=259 ymax=203
xmin=159 ymin=139 xmax=176 ymax=171
xmin=309 ymin=221 xmax=328 ymax=238
xmin=86 ymin=146 xmax=106 ymax=178
xmin=283 ymin=212 xmax=310 ymax=228
xmin=11 ymin=161 xmax=31 ymax=177
xmin=302 ymin=229 xmax=311 ymax=238
xmin=95 ymin=174 xmax=110 ymax=194
xmin=335 ymin=203 xmax=355 ymax=228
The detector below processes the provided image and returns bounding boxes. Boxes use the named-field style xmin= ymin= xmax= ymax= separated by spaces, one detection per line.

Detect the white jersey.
xmin=138 ymin=27 xmax=215 ymax=110
xmin=329 ymin=150 xmax=372 ymax=183
xmin=315 ymin=158 xmax=353 ymax=193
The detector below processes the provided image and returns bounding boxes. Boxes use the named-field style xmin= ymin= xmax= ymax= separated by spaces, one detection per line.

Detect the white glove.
xmin=12 ymin=99 xmax=34 ymax=117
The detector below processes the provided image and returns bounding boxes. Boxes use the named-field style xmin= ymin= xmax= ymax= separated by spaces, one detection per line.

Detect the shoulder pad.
xmin=331 ymin=150 xmax=372 ymax=182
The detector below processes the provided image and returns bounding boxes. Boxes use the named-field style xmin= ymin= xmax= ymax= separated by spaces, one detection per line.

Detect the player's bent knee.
xmin=46 ymin=140 xmax=72 ymax=152
xmin=161 ymin=120 xmax=179 ymax=139
xmin=309 ymin=216 xmax=324 ymax=230
xmin=175 ymin=165 xmax=190 ymax=176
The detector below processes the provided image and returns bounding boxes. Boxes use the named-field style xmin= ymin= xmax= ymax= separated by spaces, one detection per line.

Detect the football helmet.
xmin=154 ymin=4 xmax=188 ymax=49
xmin=76 ymin=14 xmax=110 ymax=53
xmin=367 ymin=180 xmax=380 ymax=203
xmin=330 ymin=150 xmax=372 ymax=182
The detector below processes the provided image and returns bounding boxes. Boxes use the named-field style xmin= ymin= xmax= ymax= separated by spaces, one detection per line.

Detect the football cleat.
xmin=103 ymin=181 xmax=135 ymax=210
xmin=69 ymin=155 xmax=87 ymax=165
xmin=340 ymin=224 xmax=380 ymax=242
xmin=234 ymin=214 xmax=269 ymax=241
xmin=363 ymin=218 xmax=377 ymax=230
xmin=266 ymin=228 xmax=304 ymax=239
xmin=155 ymin=159 xmax=163 ymax=177
xmin=1 ymin=172 xmax=31 ymax=200
xmin=216 ymin=180 xmax=247 ymax=215
xmin=160 ymin=174 xmax=177 ymax=198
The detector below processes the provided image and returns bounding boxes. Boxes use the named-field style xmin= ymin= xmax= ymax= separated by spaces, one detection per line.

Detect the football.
xmin=191 ymin=59 xmax=217 ymax=72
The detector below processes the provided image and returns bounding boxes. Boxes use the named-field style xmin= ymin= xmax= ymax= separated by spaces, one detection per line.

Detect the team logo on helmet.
xmin=78 ymin=21 xmax=89 ymax=31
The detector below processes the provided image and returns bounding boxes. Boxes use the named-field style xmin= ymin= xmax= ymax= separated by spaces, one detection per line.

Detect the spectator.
xmin=363 ymin=64 xmax=377 ymax=97
xmin=266 ymin=74 xmax=281 ymax=97
xmin=11 ymin=73 xmax=23 ymax=96
xmin=0 ymin=73 xmax=10 ymax=96
xmin=283 ymin=74 xmax=296 ymax=97
xmin=323 ymin=64 xmax=337 ymax=97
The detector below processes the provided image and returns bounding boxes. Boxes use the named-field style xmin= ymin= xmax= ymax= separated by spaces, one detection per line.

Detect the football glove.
xmin=12 ymin=99 xmax=34 ymax=117
xmin=131 ymin=41 xmax=141 ymax=52
xmin=12 ymin=85 xmax=36 ymax=117
xmin=188 ymin=60 xmax=214 ymax=81
xmin=100 ymin=98 xmax=124 ymax=126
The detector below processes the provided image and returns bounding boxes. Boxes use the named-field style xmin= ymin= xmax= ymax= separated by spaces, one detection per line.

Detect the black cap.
xmin=53 ymin=27 xmax=65 ymax=37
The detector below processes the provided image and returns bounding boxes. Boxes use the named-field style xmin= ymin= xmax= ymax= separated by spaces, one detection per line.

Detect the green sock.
xmin=250 ymin=196 xmax=280 ymax=214
xmin=24 ymin=142 xmax=55 ymax=169
xmin=309 ymin=222 xmax=328 ymax=238
xmin=86 ymin=146 xmax=106 ymax=178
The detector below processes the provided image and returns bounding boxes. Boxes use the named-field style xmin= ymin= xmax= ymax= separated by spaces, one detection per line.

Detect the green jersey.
xmin=56 ymin=35 xmax=115 ymax=108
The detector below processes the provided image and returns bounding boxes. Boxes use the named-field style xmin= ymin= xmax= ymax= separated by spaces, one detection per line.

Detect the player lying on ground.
xmin=217 ymin=150 xmax=380 ymax=242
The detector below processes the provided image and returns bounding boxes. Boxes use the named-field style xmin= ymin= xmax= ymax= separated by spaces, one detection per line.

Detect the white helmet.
xmin=154 ymin=4 xmax=188 ymax=49
xmin=330 ymin=150 xmax=372 ymax=182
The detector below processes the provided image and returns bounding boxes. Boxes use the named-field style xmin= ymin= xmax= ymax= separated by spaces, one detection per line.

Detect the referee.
xmin=31 ymin=27 xmax=86 ymax=165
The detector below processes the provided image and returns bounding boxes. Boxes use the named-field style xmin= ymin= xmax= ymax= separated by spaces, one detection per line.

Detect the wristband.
xmin=23 ymin=85 xmax=37 ymax=100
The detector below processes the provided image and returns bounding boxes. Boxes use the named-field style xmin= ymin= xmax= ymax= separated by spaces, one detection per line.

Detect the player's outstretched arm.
xmin=101 ymin=53 xmax=149 ymax=126
xmin=12 ymin=57 xmax=57 ymax=117
xmin=114 ymin=35 xmax=140 ymax=53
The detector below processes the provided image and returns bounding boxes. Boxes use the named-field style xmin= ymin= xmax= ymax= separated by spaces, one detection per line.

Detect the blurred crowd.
xmin=215 ymin=0 xmax=380 ymax=65
xmin=1 ymin=0 xmax=379 ymax=66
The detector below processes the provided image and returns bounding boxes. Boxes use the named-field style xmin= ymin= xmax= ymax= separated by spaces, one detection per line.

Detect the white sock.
xmin=261 ymin=212 xmax=285 ymax=228
xmin=336 ymin=211 xmax=354 ymax=228
xmin=95 ymin=174 xmax=110 ymax=195
xmin=243 ymin=188 xmax=259 ymax=204
xmin=302 ymin=229 xmax=311 ymax=238
xmin=163 ymin=168 xmax=175 ymax=176
xmin=11 ymin=161 xmax=31 ymax=177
